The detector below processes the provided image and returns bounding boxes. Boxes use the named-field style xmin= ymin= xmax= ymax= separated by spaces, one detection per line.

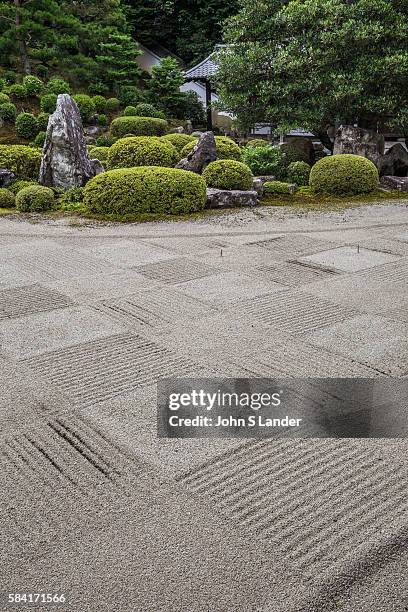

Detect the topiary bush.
xmin=203 ymin=160 xmax=253 ymax=190
xmin=110 ymin=116 xmax=168 ymax=137
xmin=97 ymin=114 xmax=108 ymax=127
xmin=123 ymin=106 xmax=138 ymax=116
xmin=92 ymin=95 xmax=107 ymax=113
xmin=263 ymin=181 xmax=293 ymax=195
xmin=36 ymin=112 xmax=49 ymax=131
xmin=287 ymin=161 xmax=311 ymax=186
xmin=132 ymin=103 xmax=165 ymax=119
xmin=0 ymin=188 xmax=15 ymax=208
xmin=47 ymin=77 xmax=70 ymax=95
xmin=0 ymin=145 xmax=41 ymax=178
xmin=73 ymin=95 xmax=95 ymax=123
xmin=161 ymin=133 xmax=197 ymax=152
xmin=40 ymin=93 xmax=57 ymax=113
xmin=95 ymin=133 xmax=117 ymax=147
xmin=181 ymin=136 xmax=242 ymax=161
xmin=119 ymin=86 xmax=145 ymax=107
xmin=33 ymin=131 xmax=46 ymax=148
xmin=84 ymin=167 xmax=207 ymax=216
xmin=8 ymin=84 xmax=27 ymax=99
xmin=0 ymin=102 xmax=17 ymax=122
xmin=0 ymin=93 xmax=10 ymax=104
xmin=246 ymin=139 xmax=269 ymax=148
xmin=106 ymin=97 xmax=120 ymax=113
xmin=108 ymin=136 xmax=178 ymax=169
xmin=16 ymin=185 xmax=55 ymax=212
xmin=8 ymin=179 xmax=38 ymax=194
xmin=16 ymin=113 xmax=39 ymax=139
xmin=88 ymin=146 xmax=110 ymax=165
xmin=23 ymin=75 xmax=43 ymax=96
xmin=309 ymin=154 xmax=379 ymax=195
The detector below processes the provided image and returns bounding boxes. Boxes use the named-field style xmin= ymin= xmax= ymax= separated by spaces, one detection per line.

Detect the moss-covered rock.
xmin=263 ymin=180 xmax=293 ymax=194
xmin=84 ymin=167 xmax=206 ymax=216
xmin=110 ymin=116 xmax=168 ymax=137
xmin=203 ymin=160 xmax=253 ymax=190
xmin=309 ymin=154 xmax=379 ymax=195
xmin=108 ymin=137 xmax=178 ymax=169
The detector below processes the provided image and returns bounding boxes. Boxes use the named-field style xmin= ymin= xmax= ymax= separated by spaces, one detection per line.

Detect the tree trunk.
xmin=14 ymin=0 xmax=31 ymax=74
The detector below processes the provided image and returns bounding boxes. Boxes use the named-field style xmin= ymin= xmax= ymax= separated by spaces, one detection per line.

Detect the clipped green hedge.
xmin=40 ymin=93 xmax=57 ymax=113
xmin=245 ymin=139 xmax=268 ymax=148
xmin=33 ymin=131 xmax=46 ymax=148
xmin=161 ymin=133 xmax=197 ymax=152
xmin=181 ymin=135 xmax=242 ymax=161
xmin=0 ymin=102 xmax=17 ymax=122
xmin=0 ymin=188 xmax=15 ymax=207
xmin=8 ymin=179 xmax=38 ymax=194
xmin=110 ymin=116 xmax=168 ymax=137
xmin=88 ymin=146 xmax=110 ymax=165
xmin=203 ymin=160 xmax=253 ymax=190
xmin=23 ymin=75 xmax=44 ymax=96
xmin=16 ymin=113 xmax=39 ymax=139
xmin=36 ymin=112 xmax=49 ymax=131
xmin=105 ymin=97 xmax=120 ymax=112
xmin=309 ymin=154 xmax=379 ymax=195
xmin=108 ymin=137 xmax=178 ymax=169
xmin=84 ymin=167 xmax=207 ymax=216
xmin=0 ymin=145 xmax=41 ymax=178
xmin=95 ymin=132 xmax=117 ymax=147
xmin=0 ymin=93 xmax=10 ymax=104
xmin=287 ymin=161 xmax=311 ymax=186
xmin=132 ymin=103 xmax=165 ymax=119
xmin=263 ymin=181 xmax=293 ymax=195
xmin=92 ymin=95 xmax=107 ymax=113
xmin=73 ymin=94 xmax=95 ymax=122
xmin=16 ymin=185 xmax=55 ymax=212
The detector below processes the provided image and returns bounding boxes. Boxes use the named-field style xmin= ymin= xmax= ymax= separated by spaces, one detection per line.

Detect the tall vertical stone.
xmin=333 ymin=125 xmax=385 ymax=169
xmin=39 ymin=94 xmax=103 ymax=190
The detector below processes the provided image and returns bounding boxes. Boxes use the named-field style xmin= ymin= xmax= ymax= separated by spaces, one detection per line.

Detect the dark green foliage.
xmin=242 ymin=145 xmax=299 ymax=179
xmin=36 ymin=113 xmax=49 ymax=131
xmin=57 ymin=187 xmax=85 ymax=212
xmin=263 ymin=181 xmax=293 ymax=195
xmin=40 ymin=94 xmax=57 ymax=113
xmin=107 ymin=136 xmax=178 ymax=169
xmin=84 ymin=166 xmax=207 ymax=216
xmin=0 ymin=188 xmax=15 ymax=207
xmin=97 ymin=114 xmax=108 ymax=126
xmin=110 ymin=116 xmax=168 ymax=137
xmin=92 ymin=96 xmax=107 ymax=113
xmin=245 ymin=139 xmax=268 ymax=148
xmin=0 ymin=93 xmax=10 ymax=104
xmin=8 ymin=179 xmax=38 ymax=194
xmin=148 ymin=58 xmax=185 ymax=117
xmin=119 ymin=86 xmax=145 ymax=107
xmin=203 ymin=159 xmax=253 ymax=190
xmin=16 ymin=185 xmax=55 ymax=212
xmin=22 ymin=75 xmax=43 ymax=96
xmin=95 ymin=133 xmax=117 ymax=147
xmin=175 ymin=91 xmax=205 ymax=125
xmin=161 ymin=134 xmax=197 ymax=152
xmin=15 ymin=113 xmax=38 ymax=139
xmin=88 ymin=146 xmax=110 ymax=165
xmin=106 ymin=98 xmax=121 ymax=113
xmin=7 ymin=84 xmax=27 ymax=99
xmin=0 ymin=102 xmax=17 ymax=122
xmin=133 ymin=103 xmax=165 ymax=118
xmin=73 ymin=95 xmax=96 ymax=123
xmin=181 ymin=136 xmax=242 ymax=161
xmin=123 ymin=106 xmax=138 ymax=116
xmin=309 ymin=154 xmax=379 ymax=195
xmin=0 ymin=145 xmax=41 ymax=178
xmin=287 ymin=161 xmax=311 ymax=187
xmin=33 ymin=131 xmax=46 ymax=148
xmin=47 ymin=77 xmax=71 ymax=95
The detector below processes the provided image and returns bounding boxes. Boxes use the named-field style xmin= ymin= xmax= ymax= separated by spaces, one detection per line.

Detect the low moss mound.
xmin=0 ymin=188 xmax=15 ymax=207
xmin=310 ymin=154 xmax=379 ymax=195
xmin=161 ymin=133 xmax=197 ymax=152
xmin=84 ymin=166 xmax=207 ymax=216
xmin=180 ymin=135 xmax=242 ymax=161
xmin=203 ymin=160 xmax=253 ymax=190
xmin=107 ymin=136 xmax=178 ymax=169
xmin=16 ymin=185 xmax=55 ymax=212
xmin=264 ymin=180 xmax=293 ymax=195
xmin=0 ymin=145 xmax=41 ymax=178
xmin=110 ymin=116 xmax=168 ymax=137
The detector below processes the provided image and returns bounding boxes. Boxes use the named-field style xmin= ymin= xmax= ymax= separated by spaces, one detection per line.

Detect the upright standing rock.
xmin=39 ymin=94 xmax=103 ymax=190
xmin=176 ymin=131 xmax=217 ymax=174
xmin=380 ymin=143 xmax=408 ymax=177
xmin=333 ymin=125 xmax=384 ymax=169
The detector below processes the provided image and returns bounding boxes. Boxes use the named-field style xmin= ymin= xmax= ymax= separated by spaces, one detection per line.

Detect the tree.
xmin=217 ymin=0 xmax=408 ymax=148
xmin=148 ymin=57 xmax=185 ymax=115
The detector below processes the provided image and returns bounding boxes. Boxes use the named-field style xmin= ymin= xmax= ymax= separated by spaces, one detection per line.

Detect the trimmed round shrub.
xmin=181 ymin=136 xmax=242 ymax=161
xmin=161 ymin=133 xmax=197 ymax=152
xmin=84 ymin=167 xmax=207 ymax=216
xmin=16 ymin=113 xmax=39 ymax=139
xmin=97 ymin=114 xmax=108 ymax=127
xmin=36 ymin=112 xmax=49 ymax=131
xmin=8 ymin=179 xmax=38 ymax=194
xmin=40 ymin=93 xmax=57 ymax=113
xmin=123 ymin=105 xmax=138 ymax=116
xmin=287 ymin=161 xmax=311 ymax=186
xmin=0 ymin=145 xmax=41 ymax=178
xmin=73 ymin=95 xmax=95 ymax=122
xmin=133 ymin=103 xmax=165 ymax=119
xmin=0 ymin=93 xmax=10 ymax=104
xmin=246 ymin=139 xmax=268 ymax=148
xmin=95 ymin=133 xmax=117 ymax=147
xmin=47 ymin=77 xmax=70 ymax=95
xmin=108 ymin=136 xmax=178 ymax=169
xmin=16 ymin=185 xmax=55 ymax=212
xmin=8 ymin=84 xmax=27 ymax=99
xmin=92 ymin=95 xmax=107 ymax=113
xmin=0 ymin=188 xmax=15 ymax=207
xmin=264 ymin=181 xmax=293 ymax=195
xmin=88 ymin=146 xmax=110 ymax=165
xmin=106 ymin=97 xmax=120 ymax=112
xmin=34 ymin=131 xmax=46 ymax=148
xmin=203 ymin=160 xmax=253 ymax=190
xmin=0 ymin=102 xmax=17 ymax=122
xmin=23 ymin=75 xmax=43 ymax=96
xmin=110 ymin=116 xmax=168 ymax=137
xmin=309 ymin=154 xmax=379 ymax=195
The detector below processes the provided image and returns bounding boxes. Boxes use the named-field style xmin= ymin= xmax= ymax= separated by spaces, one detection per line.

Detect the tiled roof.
xmin=184 ymin=52 xmax=219 ymax=80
